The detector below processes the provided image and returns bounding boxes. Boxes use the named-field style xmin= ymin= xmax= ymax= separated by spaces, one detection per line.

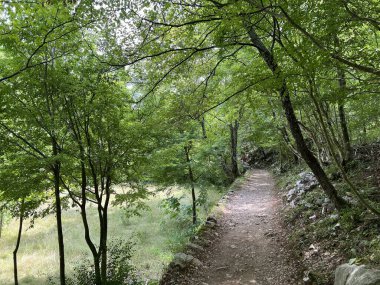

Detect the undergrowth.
xmin=274 ymin=149 xmax=380 ymax=284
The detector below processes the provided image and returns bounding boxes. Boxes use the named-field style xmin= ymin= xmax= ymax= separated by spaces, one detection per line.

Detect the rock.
xmin=330 ymin=214 xmax=340 ymax=220
xmin=303 ymin=276 xmax=312 ymax=285
xmin=285 ymin=172 xmax=319 ymax=206
xmin=343 ymin=195 xmax=357 ymax=205
xmin=172 ymin=253 xmax=193 ymax=269
xmin=322 ymin=202 xmax=335 ymax=214
xmin=333 ymin=223 xmax=341 ymax=230
xmin=207 ymin=216 xmax=217 ymax=224
xmin=286 ymin=187 xmax=298 ymax=202
xmin=309 ymin=214 xmax=317 ymax=220
xmin=205 ymin=221 xmax=216 ymax=228
xmin=171 ymin=253 xmax=203 ymax=269
xmin=192 ymin=257 xmax=203 ymax=267
xmin=187 ymin=242 xmax=204 ymax=252
xmin=335 ymin=264 xmax=380 ymax=285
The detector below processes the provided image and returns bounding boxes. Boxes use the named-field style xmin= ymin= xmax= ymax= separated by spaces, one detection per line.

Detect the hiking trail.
xmin=164 ymin=169 xmax=303 ymax=285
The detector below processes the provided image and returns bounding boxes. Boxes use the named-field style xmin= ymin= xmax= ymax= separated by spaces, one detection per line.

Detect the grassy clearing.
xmin=0 ymin=185 xmax=226 ymax=285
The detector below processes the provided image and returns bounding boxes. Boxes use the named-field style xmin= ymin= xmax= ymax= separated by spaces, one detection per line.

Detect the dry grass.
xmin=0 ymin=186 xmax=225 ymax=285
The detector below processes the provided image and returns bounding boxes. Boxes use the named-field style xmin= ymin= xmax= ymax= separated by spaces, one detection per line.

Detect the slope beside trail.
xmin=166 ymin=169 xmax=303 ymax=285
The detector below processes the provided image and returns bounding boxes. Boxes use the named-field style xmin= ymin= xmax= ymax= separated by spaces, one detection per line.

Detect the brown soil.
xmin=161 ymin=169 xmax=303 ymax=285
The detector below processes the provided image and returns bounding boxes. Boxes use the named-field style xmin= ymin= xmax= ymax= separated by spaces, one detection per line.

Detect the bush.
xmin=66 ymin=239 xmax=143 ymax=285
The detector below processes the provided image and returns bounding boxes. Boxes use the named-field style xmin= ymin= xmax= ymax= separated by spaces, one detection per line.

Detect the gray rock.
xmin=191 ymin=257 xmax=203 ymax=267
xmin=205 ymin=221 xmax=216 ymax=228
xmin=287 ymin=187 xmax=298 ymax=202
xmin=335 ymin=264 xmax=380 ymax=285
xmin=333 ymin=223 xmax=341 ymax=230
xmin=286 ymin=172 xmax=319 ymax=206
xmin=206 ymin=216 xmax=217 ymax=224
xmin=329 ymin=214 xmax=340 ymax=220
xmin=335 ymin=264 xmax=355 ymax=285
xmin=172 ymin=253 xmax=203 ymax=269
xmin=309 ymin=214 xmax=317 ymax=220
xmin=343 ymin=195 xmax=357 ymax=205
xmin=322 ymin=202 xmax=335 ymax=214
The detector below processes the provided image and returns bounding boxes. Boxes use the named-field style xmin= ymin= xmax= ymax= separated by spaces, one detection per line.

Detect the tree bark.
xmin=229 ymin=120 xmax=240 ymax=179
xmin=13 ymin=199 xmax=24 ymax=285
xmin=245 ymin=24 xmax=346 ymax=209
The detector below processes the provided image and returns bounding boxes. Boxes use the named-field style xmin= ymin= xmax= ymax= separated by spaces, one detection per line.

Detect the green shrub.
xmin=66 ymin=239 xmax=143 ymax=285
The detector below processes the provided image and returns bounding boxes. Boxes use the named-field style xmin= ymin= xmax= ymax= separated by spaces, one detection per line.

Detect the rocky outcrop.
xmin=285 ymin=172 xmax=319 ymax=207
xmin=335 ymin=264 xmax=380 ymax=285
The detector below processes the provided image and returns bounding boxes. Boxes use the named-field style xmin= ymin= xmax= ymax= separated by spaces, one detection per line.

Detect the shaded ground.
xmin=161 ymin=169 xmax=303 ymax=285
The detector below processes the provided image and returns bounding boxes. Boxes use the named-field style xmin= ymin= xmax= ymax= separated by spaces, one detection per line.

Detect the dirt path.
xmin=163 ymin=169 xmax=303 ymax=285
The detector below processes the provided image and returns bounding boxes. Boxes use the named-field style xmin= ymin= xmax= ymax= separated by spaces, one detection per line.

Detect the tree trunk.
xmin=95 ymin=197 xmax=105 ymax=284
xmin=184 ymin=145 xmax=197 ymax=224
xmin=201 ymin=117 xmax=207 ymax=139
xmin=52 ymin=139 xmax=66 ymax=285
xmin=337 ymin=68 xmax=352 ymax=165
xmin=100 ymin=175 xmax=111 ymax=283
xmin=79 ymin=159 xmax=102 ymax=285
xmin=66 ymin=114 xmax=103 ymax=285
xmin=245 ymin=24 xmax=346 ymax=209
xmin=13 ymin=199 xmax=24 ymax=285
xmin=230 ymin=120 xmax=240 ymax=179
xmin=94 ymin=256 xmax=102 ymax=285
xmin=100 ymin=226 xmax=107 ymax=284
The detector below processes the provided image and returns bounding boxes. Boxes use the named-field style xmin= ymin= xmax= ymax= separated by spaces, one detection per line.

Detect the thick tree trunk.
xmin=245 ymin=24 xmax=346 ymax=209
xmin=184 ymin=145 xmax=197 ymax=224
xmin=230 ymin=120 xmax=240 ymax=180
xmin=13 ymin=199 xmax=24 ymax=285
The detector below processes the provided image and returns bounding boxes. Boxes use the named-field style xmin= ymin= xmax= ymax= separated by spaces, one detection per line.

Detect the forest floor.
xmin=161 ymin=169 xmax=303 ymax=285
